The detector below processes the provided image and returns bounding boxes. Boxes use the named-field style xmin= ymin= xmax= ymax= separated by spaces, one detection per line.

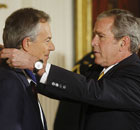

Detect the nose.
xmin=48 ymin=41 xmax=55 ymax=51
xmin=91 ymin=35 xmax=98 ymax=47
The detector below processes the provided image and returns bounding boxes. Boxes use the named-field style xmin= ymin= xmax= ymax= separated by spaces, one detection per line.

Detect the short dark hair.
xmin=3 ymin=8 xmax=50 ymax=49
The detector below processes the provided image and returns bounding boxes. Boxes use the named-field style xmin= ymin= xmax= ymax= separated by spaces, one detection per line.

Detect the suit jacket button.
xmin=56 ymin=83 xmax=59 ymax=87
xmin=52 ymin=82 xmax=55 ymax=86
xmin=59 ymin=84 xmax=62 ymax=88
xmin=63 ymin=85 xmax=66 ymax=89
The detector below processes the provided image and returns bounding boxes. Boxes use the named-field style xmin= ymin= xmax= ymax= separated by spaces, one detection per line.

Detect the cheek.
xmin=38 ymin=45 xmax=49 ymax=57
xmin=106 ymin=45 xmax=119 ymax=60
xmin=37 ymin=46 xmax=46 ymax=55
xmin=99 ymin=44 xmax=114 ymax=60
xmin=32 ymin=45 xmax=45 ymax=57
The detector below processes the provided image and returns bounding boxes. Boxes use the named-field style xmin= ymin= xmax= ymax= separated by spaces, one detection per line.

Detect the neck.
xmin=104 ymin=52 xmax=132 ymax=68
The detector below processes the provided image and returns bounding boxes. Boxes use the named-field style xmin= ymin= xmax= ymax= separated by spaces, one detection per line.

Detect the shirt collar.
xmin=101 ymin=63 xmax=118 ymax=75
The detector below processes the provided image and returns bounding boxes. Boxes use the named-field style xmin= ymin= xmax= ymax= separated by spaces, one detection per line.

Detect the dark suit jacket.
xmin=0 ymin=62 xmax=47 ymax=130
xmin=54 ymin=51 xmax=99 ymax=130
xmin=38 ymin=53 xmax=140 ymax=130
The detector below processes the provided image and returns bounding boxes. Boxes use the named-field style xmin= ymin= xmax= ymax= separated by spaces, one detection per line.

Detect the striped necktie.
xmin=98 ymin=71 xmax=104 ymax=80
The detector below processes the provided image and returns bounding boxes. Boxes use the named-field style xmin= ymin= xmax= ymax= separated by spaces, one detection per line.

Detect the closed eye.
xmin=99 ymin=34 xmax=104 ymax=38
xmin=46 ymin=37 xmax=52 ymax=42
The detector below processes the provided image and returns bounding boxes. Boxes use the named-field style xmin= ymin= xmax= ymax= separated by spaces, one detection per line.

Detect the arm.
xmin=0 ymin=77 xmax=24 ymax=130
xmin=0 ymin=48 xmax=46 ymax=76
xmin=38 ymin=64 xmax=140 ymax=111
xmin=2 ymin=49 xmax=140 ymax=111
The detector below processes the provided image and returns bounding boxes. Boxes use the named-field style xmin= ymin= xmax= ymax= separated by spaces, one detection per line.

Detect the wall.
xmin=0 ymin=0 xmax=74 ymax=130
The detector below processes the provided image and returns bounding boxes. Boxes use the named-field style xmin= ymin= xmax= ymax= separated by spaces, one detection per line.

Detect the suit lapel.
xmin=14 ymin=69 xmax=29 ymax=88
xmin=15 ymin=69 xmax=46 ymax=129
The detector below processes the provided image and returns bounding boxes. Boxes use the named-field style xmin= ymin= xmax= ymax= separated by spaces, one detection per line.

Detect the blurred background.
xmin=0 ymin=0 xmax=140 ymax=130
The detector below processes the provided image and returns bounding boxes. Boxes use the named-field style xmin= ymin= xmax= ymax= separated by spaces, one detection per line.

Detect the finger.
xmin=1 ymin=48 xmax=17 ymax=55
xmin=0 ymin=48 xmax=17 ymax=58
xmin=0 ymin=52 xmax=12 ymax=59
xmin=6 ymin=58 xmax=11 ymax=64
xmin=1 ymin=48 xmax=15 ymax=53
xmin=6 ymin=59 xmax=17 ymax=68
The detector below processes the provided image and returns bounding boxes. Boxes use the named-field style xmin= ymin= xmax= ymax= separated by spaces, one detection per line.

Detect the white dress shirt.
xmin=100 ymin=63 xmax=118 ymax=75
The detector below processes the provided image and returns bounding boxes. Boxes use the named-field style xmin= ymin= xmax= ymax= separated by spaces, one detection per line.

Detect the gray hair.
xmin=3 ymin=8 xmax=50 ymax=49
xmin=97 ymin=9 xmax=140 ymax=53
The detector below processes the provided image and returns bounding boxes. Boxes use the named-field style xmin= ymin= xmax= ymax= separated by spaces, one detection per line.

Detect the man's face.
xmin=26 ymin=22 xmax=55 ymax=63
xmin=92 ymin=17 xmax=121 ymax=67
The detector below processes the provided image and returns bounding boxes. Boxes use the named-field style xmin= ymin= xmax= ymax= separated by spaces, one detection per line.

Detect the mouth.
xmin=93 ymin=51 xmax=100 ymax=55
xmin=93 ymin=51 xmax=102 ymax=58
xmin=44 ymin=54 xmax=49 ymax=60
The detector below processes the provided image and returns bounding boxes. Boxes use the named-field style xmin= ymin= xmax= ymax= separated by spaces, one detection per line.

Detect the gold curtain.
xmin=75 ymin=0 xmax=92 ymax=62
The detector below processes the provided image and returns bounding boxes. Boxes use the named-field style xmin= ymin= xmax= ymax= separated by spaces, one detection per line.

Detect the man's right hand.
xmin=0 ymin=48 xmax=38 ymax=71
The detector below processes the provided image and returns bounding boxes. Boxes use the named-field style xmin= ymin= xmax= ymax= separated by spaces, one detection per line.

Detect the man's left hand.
xmin=0 ymin=48 xmax=38 ymax=70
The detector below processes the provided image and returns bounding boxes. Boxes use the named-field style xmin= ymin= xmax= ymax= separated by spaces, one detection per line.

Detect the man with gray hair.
xmin=1 ymin=9 xmax=140 ymax=130
xmin=0 ymin=7 xmax=55 ymax=130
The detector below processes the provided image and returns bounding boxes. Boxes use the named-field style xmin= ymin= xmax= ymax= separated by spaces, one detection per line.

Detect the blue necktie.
xmin=24 ymin=69 xmax=37 ymax=83
xmin=24 ymin=70 xmax=45 ymax=129
xmin=24 ymin=69 xmax=38 ymax=99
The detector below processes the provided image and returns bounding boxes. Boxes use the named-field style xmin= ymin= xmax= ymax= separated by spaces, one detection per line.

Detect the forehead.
xmin=93 ymin=17 xmax=114 ymax=34
xmin=37 ymin=22 xmax=51 ymax=36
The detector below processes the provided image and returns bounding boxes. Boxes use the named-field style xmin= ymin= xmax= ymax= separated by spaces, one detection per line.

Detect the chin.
xmin=94 ymin=58 xmax=100 ymax=64
xmin=95 ymin=59 xmax=103 ymax=66
xmin=43 ymin=58 xmax=48 ymax=63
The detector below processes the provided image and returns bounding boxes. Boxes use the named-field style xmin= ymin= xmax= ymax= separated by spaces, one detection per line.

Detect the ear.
xmin=22 ymin=37 xmax=31 ymax=51
xmin=119 ymin=36 xmax=130 ymax=52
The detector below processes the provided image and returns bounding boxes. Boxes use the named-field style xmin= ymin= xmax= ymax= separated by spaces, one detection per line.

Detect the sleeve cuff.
xmin=40 ymin=63 xmax=51 ymax=84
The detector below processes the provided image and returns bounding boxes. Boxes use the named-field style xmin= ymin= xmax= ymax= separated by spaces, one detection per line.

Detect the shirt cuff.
xmin=40 ymin=63 xmax=51 ymax=84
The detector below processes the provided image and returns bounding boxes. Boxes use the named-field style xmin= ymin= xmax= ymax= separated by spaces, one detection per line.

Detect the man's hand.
xmin=0 ymin=48 xmax=38 ymax=70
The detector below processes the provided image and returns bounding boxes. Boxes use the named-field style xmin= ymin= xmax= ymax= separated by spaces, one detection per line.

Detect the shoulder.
xmin=105 ymin=54 xmax=140 ymax=79
xmin=111 ymin=60 xmax=140 ymax=79
xmin=0 ymin=66 xmax=25 ymax=94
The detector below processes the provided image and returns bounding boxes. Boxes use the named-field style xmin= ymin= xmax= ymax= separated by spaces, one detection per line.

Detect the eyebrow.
xmin=93 ymin=31 xmax=105 ymax=36
xmin=45 ymin=36 xmax=52 ymax=40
